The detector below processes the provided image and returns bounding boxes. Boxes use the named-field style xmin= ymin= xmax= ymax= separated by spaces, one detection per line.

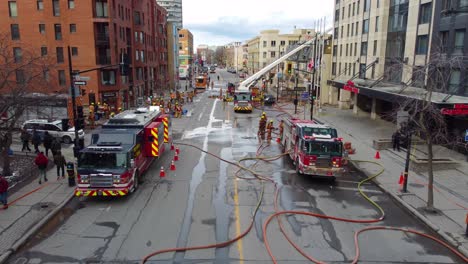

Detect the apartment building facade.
xmin=178 ymin=28 xmax=193 ymax=66
xmin=167 ymin=22 xmax=179 ymax=90
xmin=156 ymin=0 xmax=182 ymax=29
xmin=326 ymin=0 xmax=468 ymax=140
xmin=1 ymin=0 xmax=170 ymax=112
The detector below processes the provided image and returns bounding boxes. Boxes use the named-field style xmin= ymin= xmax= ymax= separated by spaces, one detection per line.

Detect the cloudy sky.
xmin=183 ymin=0 xmax=333 ymax=48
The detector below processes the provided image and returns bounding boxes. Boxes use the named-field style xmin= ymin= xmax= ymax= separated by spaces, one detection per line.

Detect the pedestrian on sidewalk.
xmin=20 ymin=129 xmax=31 ymax=152
xmin=51 ymin=138 xmax=61 ymax=156
xmin=43 ymin=132 xmax=53 ymax=156
xmin=392 ymin=130 xmax=401 ymax=151
xmin=34 ymin=151 xmax=48 ymax=184
xmin=32 ymin=129 xmax=41 ymax=153
xmin=53 ymin=151 xmax=66 ymax=180
xmin=0 ymin=175 xmax=8 ymax=209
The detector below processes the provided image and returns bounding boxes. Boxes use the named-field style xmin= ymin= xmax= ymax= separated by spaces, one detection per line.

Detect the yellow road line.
xmin=233 ymin=177 xmax=244 ymax=263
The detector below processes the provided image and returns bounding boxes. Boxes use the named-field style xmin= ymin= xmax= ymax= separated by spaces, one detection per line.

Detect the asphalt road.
xmin=9 ymin=69 xmax=463 ymax=263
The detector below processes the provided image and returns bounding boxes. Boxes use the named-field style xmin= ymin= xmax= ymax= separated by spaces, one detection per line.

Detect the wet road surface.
xmin=9 ymin=71 xmax=464 ymax=263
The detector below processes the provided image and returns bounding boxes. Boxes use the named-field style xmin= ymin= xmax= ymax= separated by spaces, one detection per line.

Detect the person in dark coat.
xmin=392 ymin=130 xmax=401 ymax=151
xmin=31 ymin=129 xmax=42 ymax=153
xmin=43 ymin=132 xmax=53 ymax=156
xmin=53 ymin=151 xmax=66 ymax=180
xmin=0 ymin=175 xmax=8 ymax=209
xmin=20 ymin=129 xmax=31 ymax=152
xmin=51 ymin=138 xmax=62 ymax=156
xmin=34 ymin=152 xmax=48 ymax=184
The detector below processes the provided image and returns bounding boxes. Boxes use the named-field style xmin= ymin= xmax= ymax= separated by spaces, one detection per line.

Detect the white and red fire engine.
xmin=281 ymin=118 xmax=346 ymax=178
xmin=75 ymin=107 xmax=171 ymax=197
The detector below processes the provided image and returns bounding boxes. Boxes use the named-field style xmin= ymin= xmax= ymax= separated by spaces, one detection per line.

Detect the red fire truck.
xmin=75 ymin=107 xmax=171 ymax=197
xmin=281 ymin=118 xmax=345 ymax=178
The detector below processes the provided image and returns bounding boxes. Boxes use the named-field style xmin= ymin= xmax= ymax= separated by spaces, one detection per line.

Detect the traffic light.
xmin=76 ymin=106 xmax=84 ymax=130
xmin=287 ymin=63 xmax=292 ymax=74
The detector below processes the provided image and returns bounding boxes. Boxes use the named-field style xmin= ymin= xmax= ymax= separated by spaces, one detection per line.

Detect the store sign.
xmin=343 ymin=80 xmax=360 ymax=94
xmin=102 ymin=92 xmax=117 ymax=98
xmin=441 ymin=104 xmax=468 ymax=115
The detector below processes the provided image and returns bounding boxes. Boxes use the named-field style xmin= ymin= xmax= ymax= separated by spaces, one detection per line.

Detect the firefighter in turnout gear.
xmin=266 ymin=120 xmax=274 ymax=144
xmin=278 ymin=119 xmax=284 ymax=141
xmin=258 ymin=115 xmax=266 ymax=143
xmin=175 ymin=102 xmax=182 ymax=118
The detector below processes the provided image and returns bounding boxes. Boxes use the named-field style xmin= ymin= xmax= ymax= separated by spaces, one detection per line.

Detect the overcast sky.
xmin=183 ymin=0 xmax=333 ymax=48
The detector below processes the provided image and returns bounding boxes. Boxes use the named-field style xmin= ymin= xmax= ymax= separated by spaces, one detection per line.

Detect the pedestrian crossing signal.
xmin=287 ymin=63 xmax=292 ymax=74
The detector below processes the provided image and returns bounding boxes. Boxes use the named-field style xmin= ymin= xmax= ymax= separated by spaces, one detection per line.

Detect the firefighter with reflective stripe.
xmin=258 ymin=115 xmax=266 ymax=143
xmin=266 ymin=120 xmax=274 ymax=144
xmin=175 ymin=102 xmax=182 ymax=118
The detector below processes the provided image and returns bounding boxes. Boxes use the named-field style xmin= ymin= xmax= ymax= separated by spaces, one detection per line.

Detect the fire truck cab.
xmin=281 ymin=118 xmax=345 ymax=178
xmin=75 ymin=107 xmax=171 ymax=197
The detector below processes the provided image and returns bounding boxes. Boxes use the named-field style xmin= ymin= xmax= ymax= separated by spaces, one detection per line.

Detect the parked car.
xmin=264 ymin=94 xmax=276 ymax=105
xmin=22 ymin=119 xmax=85 ymax=144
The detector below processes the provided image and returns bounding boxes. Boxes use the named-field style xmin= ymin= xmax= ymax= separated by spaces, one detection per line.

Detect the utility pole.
xmin=67 ymin=46 xmax=80 ymax=157
xmin=403 ymin=131 xmax=412 ymax=192
xmin=310 ymin=27 xmax=318 ymax=121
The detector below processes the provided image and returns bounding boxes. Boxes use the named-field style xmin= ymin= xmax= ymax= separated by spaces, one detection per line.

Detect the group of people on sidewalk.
xmin=21 ymin=130 xmax=61 ymax=155
xmin=33 ymin=150 xmax=67 ymax=185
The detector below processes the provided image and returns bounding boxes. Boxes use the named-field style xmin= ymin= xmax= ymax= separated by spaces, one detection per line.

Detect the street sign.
xmin=73 ymin=80 xmax=87 ymax=86
xmin=465 ymin=129 xmax=468 ymax=142
xmin=301 ymin=92 xmax=309 ymax=99
xmin=277 ymin=72 xmax=283 ymax=79
xmin=74 ymin=76 xmax=91 ymax=81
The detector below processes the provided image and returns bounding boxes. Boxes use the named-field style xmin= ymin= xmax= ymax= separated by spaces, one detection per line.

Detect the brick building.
xmin=1 ymin=0 xmax=169 ymax=112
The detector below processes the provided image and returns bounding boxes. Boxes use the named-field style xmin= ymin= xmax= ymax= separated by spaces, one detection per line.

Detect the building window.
xmin=280 ymin=40 xmax=285 ymax=46
xmin=375 ymin=16 xmax=379 ymax=32
xmin=8 ymin=1 xmax=17 ymax=17
xmin=135 ymin=50 xmax=139 ymax=61
xmin=342 ymin=7 xmax=345 ymax=19
xmin=332 ymin=62 xmax=336 ymax=75
xmin=439 ymin=31 xmax=449 ymax=52
xmin=416 ymin=35 xmax=428 ymax=54
xmin=11 ymin=24 xmax=20 ymax=40
xmin=271 ymin=51 xmax=276 ymax=58
xmin=347 ymin=24 xmax=350 ymax=37
xmin=341 ymin=26 xmax=344 ymax=38
xmin=58 ymin=70 xmax=66 ymax=86
xmin=364 ymin=0 xmax=370 ymax=12
xmin=344 ymin=63 xmax=348 ymax=75
xmin=334 ymin=27 xmax=338 ymax=37
xmin=459 ymin=0 xmax=468 ymax=8
xmin=56 ymin=47 xmax=64 ymax=63
xmin=348 ymin=4 xmax=351 ymax=17
xmin=52 ymin=0 xmax=60 ymax=16
xmin=346 ymin=44 xmax=349 ymax=56
xmin=373 ymin=40 xmax=377 ymax=56
xmin=454 ymin=30 xmax=465 ymax=54
xmin=350 ymin=43 xmax=353 ymax=56
xmin=359 ymin=63 xmax=366 ymax=78
xmin=96 ymin=0 xmax=109 ymax=18
xmin=41 ymin=47 xmax=47 ymax=56
xmin=263 ymin=41 xmax=267 ymax=47
xmin=357 ymin=0 xmax=360 ymax=13
xmin=412 ymin=67 xmax=425 ymax=88
xmin=355 ymin=42 xmax=357 ymax=56
xmin=70 ymin=24 xmax=76 ymax=33
xmin=101 ymin=70 xmax=116 ymax=85
xmin=419 ymin=3 xmax=431 ymax=24
xmin=361 ymin=41 xmax=368 ymax=56
xmin=37 ymin=0 xmax=44 ymax=10
xmin=351 ymin=23 xmax=354 ymax=36
xmin=72 ymin=47 xmax=78 ymax=56
xmin=340 ymin=44 xmax=342 ymax=56
xmin=335 ymin=9 xmax=340 ymax=22
xmin=333 ymin=45 xmax=337 ymax=56
xmin=263 ymin=52 xmax=267 ymax=58
xmin=68 ymin=0 xmax=75 ymax=9
xmin=356 ymin=22 xmax=359 ymax=35
xmin=353 ymin=63 xmax=356 ymax=75
xmin=352 ymin=2 xmax=355 ymax=15
xmin=39 ymin=24 xmax=46 ymax=34
xmin=13 ymin=47 xmax=22 ymax=63
xmin=363 ymin=19 xmax=369 ymax=34
xmin=448 ymin=70 xmax=461 ymax=93
xmin=16 ymin=70 xmax=25 ymax=84
xmin=271 ymin=41 xmax=276 ymax=47
xmin=43 ymin=70 xmax=49 ymax=81
xmin=54 ymin=24 xmax=62 ymax=40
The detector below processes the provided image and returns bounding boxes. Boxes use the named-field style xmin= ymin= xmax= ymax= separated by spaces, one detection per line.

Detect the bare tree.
xmin=214 ymin=47 xmax=226 ymax=67
xmin=388 ymin=49 xmax=467 ymax=210
xmin=0 ymin=34 xmax=60 ymax=176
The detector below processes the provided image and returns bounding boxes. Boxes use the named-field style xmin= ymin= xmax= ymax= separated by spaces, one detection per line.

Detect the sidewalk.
xmin=273 ymin=100 xmax=468 ymax=257
xmin=0 ymin=142 xmax=76 ymax=263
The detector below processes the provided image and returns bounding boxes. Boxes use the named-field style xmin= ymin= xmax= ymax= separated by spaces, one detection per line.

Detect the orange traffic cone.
xmin=170 ymin=160 xmax=176 ymax=171
xmin=374 ymin=151 xmax=381 ymax=159
xmin=171 ymin=142 xmax=174 ymax=150
xmin=160 ymin=166 xmax=165 ymax=178
xmin=174 ymin=152 xmax=179 ymax=161
xmin=276 ymin=137 xmax=281 ymax=143
xmin=175 ymin=147 xmax=180 ymax=155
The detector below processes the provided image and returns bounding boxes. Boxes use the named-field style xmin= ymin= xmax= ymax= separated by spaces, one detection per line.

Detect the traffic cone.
xmin=176 ymin=147 xmax=180 ymax=155
xmin=374 ymin=151 xmax=380 ymax=159
xmin=171 ymin=142 xmax=174 ymax=150
xmin=170 ymin=160 xmax=176 ymax=171
xmin=174 ymin=152 xmax=179 ymax=161
xmin=160 ymin=166 xmax=165 ymax=178
xmin=276 ymin=137 xmax=281 ymax=143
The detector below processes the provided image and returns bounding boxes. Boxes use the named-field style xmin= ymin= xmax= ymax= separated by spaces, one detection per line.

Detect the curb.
xmin=350 ymin=160 xmax=468 ymax=258
xmin=0 ymin=190 xmax=75 ymax=264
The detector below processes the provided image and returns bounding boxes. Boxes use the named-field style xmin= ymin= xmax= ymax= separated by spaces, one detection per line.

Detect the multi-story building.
xmin=224 ymin=42 xmax=243 ymax=70
xmin=167 ymin=22 xmax=179 ymax=90
xmin=1 ymin=0 xmax=169 ymax=112
xmin=178 ymin=29 xmax=193 ymax=66
xmin=197 ymin=45 xmax=212 ymax=65
xmin=156 ymin=0 xmax=182 ymax=29
xmin=327 ymin=0 xmax=468 ymax=136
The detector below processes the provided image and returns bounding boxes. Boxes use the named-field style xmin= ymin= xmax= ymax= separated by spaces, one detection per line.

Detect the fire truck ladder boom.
xmin=238 ymin=27 xmax=333 ymax=91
